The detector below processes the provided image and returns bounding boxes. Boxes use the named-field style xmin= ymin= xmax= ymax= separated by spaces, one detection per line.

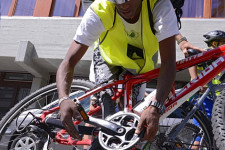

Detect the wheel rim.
xmin=98 ymin=111 xmax=140 ymax=150
xmin=14 ymin=136 xmax=36 ymax=150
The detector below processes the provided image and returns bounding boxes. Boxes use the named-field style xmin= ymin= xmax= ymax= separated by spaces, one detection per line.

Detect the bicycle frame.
xmin=186 ymin=77 xmax=225 ymax=118
xmin=38 ymin=45 xmax=225 ymax=146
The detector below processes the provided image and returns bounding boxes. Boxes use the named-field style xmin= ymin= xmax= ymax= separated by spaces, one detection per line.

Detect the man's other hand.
xmin=135 ymin=106 xmax=160 ymax=141
xmin=59 ymin=100 xmax=82 ymax=140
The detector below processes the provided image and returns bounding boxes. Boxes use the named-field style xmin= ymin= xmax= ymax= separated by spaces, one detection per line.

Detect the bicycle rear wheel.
xmin=212 ymin=88 xmax=225 ymax=150
xmin=0 ymin=79 xmax=95 ymax=150
xmin=166 ymin=122 xmax=212 ymax=150
xmin=142 ymin=101 xmax=215 ymax=150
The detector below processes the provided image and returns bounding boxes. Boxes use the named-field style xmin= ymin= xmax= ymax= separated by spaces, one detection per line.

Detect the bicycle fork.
xmin=168 ymin=88 xmax=211 ymax=145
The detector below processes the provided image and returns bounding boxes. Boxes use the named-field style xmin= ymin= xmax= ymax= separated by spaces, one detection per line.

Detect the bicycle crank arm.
xmin=87 ymin=116 xmax=126 ymax=136
xmin=45 ymin=117 xmax=125 ymax=136
xmin=75 ymin=99 xmax=126 ymax=136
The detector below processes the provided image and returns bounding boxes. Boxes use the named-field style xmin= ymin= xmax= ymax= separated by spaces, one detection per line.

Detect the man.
xmin=56 ymin=0 xmax=179 ymax=143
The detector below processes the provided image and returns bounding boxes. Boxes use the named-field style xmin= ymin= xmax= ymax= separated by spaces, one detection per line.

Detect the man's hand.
xmin=59 ymin=100 xmax=82 ymax=140
xmin=135 ymin=106 xmax=160 ymax=141
xmin=179 ymin=41 xmax=206 ymax=57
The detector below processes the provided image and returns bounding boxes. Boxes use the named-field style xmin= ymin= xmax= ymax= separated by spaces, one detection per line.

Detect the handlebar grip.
xmin=45 ymin=118 xmax=95 ymax=135
xmin=186 ymin=49 xmax=201 ymax=58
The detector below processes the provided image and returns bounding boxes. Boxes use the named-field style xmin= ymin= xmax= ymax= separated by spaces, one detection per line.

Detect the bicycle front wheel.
xmin=0 ymin=79 xmax=95 ymax=150
xmin=212 ymin=88 xmax=225 ymax=150
xmin=142 ymin=101 xmax=215 ymax=150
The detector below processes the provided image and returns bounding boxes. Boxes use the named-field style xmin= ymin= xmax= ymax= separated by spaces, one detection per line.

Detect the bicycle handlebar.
xmin=45 ymin=117 xmax=126 ymax=136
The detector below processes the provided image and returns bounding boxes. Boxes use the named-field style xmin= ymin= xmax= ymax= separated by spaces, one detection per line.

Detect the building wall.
xmin=1 ymin=17 xmax=225 ymax=82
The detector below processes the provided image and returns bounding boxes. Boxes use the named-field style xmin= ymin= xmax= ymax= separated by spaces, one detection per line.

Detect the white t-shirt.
xmin=75 ymin=0 xmax=179 ymax=83
xmin=74 ymin=0 xmax=179 ymax=46
xmin=119 ymin=13 xmax=143 ymax=50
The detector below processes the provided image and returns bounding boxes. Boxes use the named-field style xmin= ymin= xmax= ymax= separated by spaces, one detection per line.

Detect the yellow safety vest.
xmin=91 ymin=0 xmax=158 ymax=74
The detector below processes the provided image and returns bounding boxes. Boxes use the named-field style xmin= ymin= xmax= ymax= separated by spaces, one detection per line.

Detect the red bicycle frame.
xmin=40 ymin=45 xmax=225 ymax=146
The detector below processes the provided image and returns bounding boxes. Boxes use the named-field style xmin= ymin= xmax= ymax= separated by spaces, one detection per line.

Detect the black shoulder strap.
xmin=147 ymin=0 xmax=156 ymax=35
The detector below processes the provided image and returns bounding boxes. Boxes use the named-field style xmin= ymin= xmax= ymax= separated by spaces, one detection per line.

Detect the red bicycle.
xmin=1 ymin=45 xmax=225 ymax=150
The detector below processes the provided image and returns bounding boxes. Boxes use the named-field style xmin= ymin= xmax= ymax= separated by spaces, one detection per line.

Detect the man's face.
xmin=115 ymin=0 xmax=141 ymax=20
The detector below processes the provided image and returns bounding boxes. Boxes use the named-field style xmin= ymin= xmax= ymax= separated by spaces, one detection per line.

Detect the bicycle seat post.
xmin=123 ymin=74 xmax=133 ymax=112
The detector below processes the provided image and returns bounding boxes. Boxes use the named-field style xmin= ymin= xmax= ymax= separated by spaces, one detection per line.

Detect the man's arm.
xmin=175 ymin=33 xmax=199 ymax=80
xmin=57 ymin=40 xmax=88 ymax=98
xmin=176 ymin=33 xmax=205 ymax=56
xmin=189 ymin=66 xmax=198 ymax=80
xmin=156 ymin=35 xmax=176 ymax=103
xmin=56 ymin=40 xmax=88 ymax=139
xmin=176 ymin=33 xmax=208 ymax=92
xmin=188 ymin=62 xmax=208 ymax=93
xmin=135 ymin=35 xmax=176 ymax=141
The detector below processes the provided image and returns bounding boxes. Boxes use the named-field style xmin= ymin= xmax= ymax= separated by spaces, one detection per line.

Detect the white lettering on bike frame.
xmin=177 ymin=53 xmax=203 ymax=65
xmin=159 ymin=57 xmax=225 ymax=123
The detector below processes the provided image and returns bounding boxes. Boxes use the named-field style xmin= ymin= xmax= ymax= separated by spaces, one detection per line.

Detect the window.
xmin=52 ymin=0 xmax=76 ymax=17
xmin=182 ymin=0 xmax=204 ymax=18
xmin=0 ymin=87 xmax=15 ymax=119
xmin=0 ymin=87 xmax=31 ymax=119
xmin=17 ymin=88 xmax=30 ymax=102
xmin=0 ymin=72 xmax=32 ymax=119
xmin=0 ymin=87 xmax=15 ymax=108
xmin=212 ymin=0 xmax=225 ymax=17
xmin=0 ymin=0 xmax=12 ymax=16
xmin=4 ymin=72 xmax=33 ymax=81
xmin=14 ymin=0 xmax=36 ymax=16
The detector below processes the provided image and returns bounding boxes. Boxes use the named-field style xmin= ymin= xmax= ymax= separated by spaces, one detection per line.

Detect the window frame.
xmin=0 ymin=72 xmax=32 ymax=107
xmin=203 ymin=0 xmax=212 ymax=18
xmin=5 ymin=0 xmax=225 ymax=18
xmin=8 ymin=0 xmax=82 ymax=17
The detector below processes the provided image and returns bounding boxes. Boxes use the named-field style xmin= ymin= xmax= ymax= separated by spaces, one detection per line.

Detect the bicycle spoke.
xmin=36 ymin=98 xmax=42 ymax=109
xmin=46 ymin=95 xmax=48 ymax=107
xmin=0 ymin=79 xmax=96 ymax=150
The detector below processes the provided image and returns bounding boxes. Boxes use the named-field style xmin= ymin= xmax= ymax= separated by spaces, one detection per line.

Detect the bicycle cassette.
xmin=98 ymin=111 xmax=141 ymax=150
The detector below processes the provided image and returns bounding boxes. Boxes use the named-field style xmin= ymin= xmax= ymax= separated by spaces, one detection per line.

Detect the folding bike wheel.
xmin=0 ymin=79 xmax=95 ymax=150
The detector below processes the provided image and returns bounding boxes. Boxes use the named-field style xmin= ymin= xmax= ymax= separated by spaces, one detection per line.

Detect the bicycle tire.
xmin=142 ymin=101 xmax=215 ymax=150
xmin=0 ymin=79 xmax=95 ymax=150
xmin=212 ymin=88 xmax=225 ymax=150
xmin=166 ymin=122 xmax=212 ymax=150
